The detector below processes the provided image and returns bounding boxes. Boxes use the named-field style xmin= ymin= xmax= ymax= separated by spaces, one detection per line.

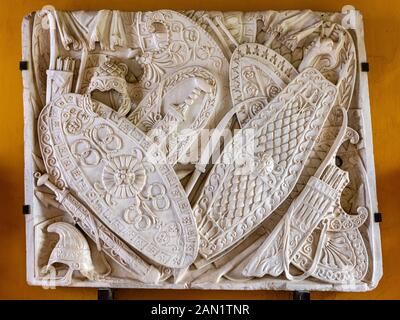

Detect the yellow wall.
xmin=0 ymin=0 xmax=399 ymax=300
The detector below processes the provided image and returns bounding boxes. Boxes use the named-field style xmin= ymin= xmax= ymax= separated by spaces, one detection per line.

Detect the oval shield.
xmin=193 ymin=68 xmax=337 ymax=261
xmin=38 ymin=94 xmax=199 ymax=268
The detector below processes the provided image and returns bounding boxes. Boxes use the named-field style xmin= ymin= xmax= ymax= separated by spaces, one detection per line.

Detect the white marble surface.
xmin=22 ymin=5 xmax=382 ymax=291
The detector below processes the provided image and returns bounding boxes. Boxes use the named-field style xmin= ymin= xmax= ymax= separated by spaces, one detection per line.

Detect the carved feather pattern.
xmin=194 ymin=68 xmax=337 ymax=260
xmin=208 ymin=98 xmax=315 ymax=232
xmin=242 ymin=24 xmax=360 ymax=280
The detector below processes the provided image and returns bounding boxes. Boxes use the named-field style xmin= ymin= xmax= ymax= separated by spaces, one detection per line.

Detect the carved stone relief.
xmin=22 ymin=5 xmax=382 ymax=291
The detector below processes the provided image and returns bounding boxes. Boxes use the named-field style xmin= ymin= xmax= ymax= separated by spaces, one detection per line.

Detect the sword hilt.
xmin=34 ymin=172 xmax=67 ymax=202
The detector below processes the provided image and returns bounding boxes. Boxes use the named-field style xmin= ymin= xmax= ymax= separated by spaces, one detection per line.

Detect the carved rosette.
xmin=102 ymin=155 xmax=147 ymax=198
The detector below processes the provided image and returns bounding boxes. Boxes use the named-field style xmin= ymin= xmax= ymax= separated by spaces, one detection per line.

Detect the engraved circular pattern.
xmin=102 ymin=155 xmax=147 ymax=199
xmin=38 ymin=93 xmax=199 ymax=268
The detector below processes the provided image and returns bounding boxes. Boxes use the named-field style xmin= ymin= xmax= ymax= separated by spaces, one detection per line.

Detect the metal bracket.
xmin=293 ymin=291 xmax=310 ymax=300
xmin=19 ymin=61 xmax=28 ymax=71
xmin=374 ymin=212 xmax=382 ymax=223
xmin=98 ymin=288 xmax=115 ymax=300
xmin=361 ymin=62 xmax=370 ymax=72
xmin=23 ymin=205 xmax=31 ymax=215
